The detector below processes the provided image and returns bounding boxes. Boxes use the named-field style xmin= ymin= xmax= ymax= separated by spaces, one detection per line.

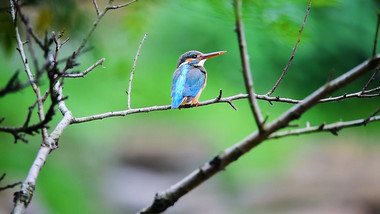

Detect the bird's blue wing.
xmin=171 ymin=68 xmax=181 ymax=97
xmin=171 ymin=65 xmax=190 ymax=108
xmin=183 ymin=68 xmax=205 ymax=101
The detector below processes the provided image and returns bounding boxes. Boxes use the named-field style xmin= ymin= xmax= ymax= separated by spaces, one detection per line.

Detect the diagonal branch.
xmin=106 ymin=0 xmax=137 ymax=10
xmin=137 ymin=55 xmax=380 ymax=214
xmin=12 ymin=1 xmax=44 ymax=49
xmin=233 ymin=0 xmax=264 ymax=131
xmin=266 ymin=0 xmax=312 ymax=96
xmin=61 ymin=58 xmax=105 ymax=78
xmin=73 ymin=0 xmax=138 ymax=58
xmin=361 ymin=66 xmax=379 ymax=93
xmin=93 ymin=0 xmax=100 ymax=16
xmin=0 ymin=71 xmax=31 ymax=97
xmin=363 ymin=106 xmax=380 ymax=125
xmin=127 ymin=32 xmax=147 ymax=109
xmin=0 ymin=173 xmax=22 ymax=192
xmin=11 ymin=82 xmax=73 ymax=214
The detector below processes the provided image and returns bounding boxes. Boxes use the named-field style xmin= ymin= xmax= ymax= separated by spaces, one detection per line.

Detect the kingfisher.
xmin=171 ymin=50 xmax=227 ymax=109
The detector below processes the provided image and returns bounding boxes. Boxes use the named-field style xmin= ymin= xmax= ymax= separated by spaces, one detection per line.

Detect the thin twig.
xmin=0 ymin=182 xmax=22 ymax=192
xmin=361 ymin=66 xmax=379 ymax=93
xmin=127 ymin=32 xmax=147 ymax=109
xmin=73 ymin=0 xmax=138 ymax=57
xmin=62 ymin=58 xmax=105 ymax=78
xmin=216 ymin=89 xmax=223 ymax=100
xmin=233 ymin=0 xmax=264 ymax=131
xmin=364 ymin=106 xmax=380 ymax=125
xmin=0 ymin=173 xmax=22 ymax=192
xmin=106 ymin=0 xmax=137 ymax=10
xmin=373 ymin=12 xmax=380 ymax=57
xmin=93 ymin=0 xmax=100 ymax=16
xmin=266 ymin=0 xmax=312 ymax=96
xmin=269 ymin=115 xmax=380 ymax=139
xmin=23 ymin=101 xmax=38 ymax=128
xmin=13 ymin=1 xmax=44 ymax=49
xmin=26 ymin=33 xmax=40 ymax=76
xmin=0 ymin=71 xmax=32 ymax=97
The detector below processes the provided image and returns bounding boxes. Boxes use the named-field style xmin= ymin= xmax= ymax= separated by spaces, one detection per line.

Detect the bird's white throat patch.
xmin=197 ymin=59 xmax=207 ymax=67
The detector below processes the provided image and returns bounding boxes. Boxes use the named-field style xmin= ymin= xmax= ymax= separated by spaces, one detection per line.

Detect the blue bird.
xmin=171 ymin=50 xmax=227 ymax=109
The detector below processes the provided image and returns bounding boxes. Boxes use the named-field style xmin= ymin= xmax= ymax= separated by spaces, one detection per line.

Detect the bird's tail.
xmin=171 ymin=95 xmax=184 ymax=109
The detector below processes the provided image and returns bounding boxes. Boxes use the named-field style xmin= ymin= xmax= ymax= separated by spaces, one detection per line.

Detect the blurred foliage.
xmin=0 ymin=0 xmax=379 ymax=213
xmin=0 ymin=0 xmax=87 ymax=54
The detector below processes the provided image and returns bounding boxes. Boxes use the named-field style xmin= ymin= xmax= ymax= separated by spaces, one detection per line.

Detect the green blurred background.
xmin=1 ymin=0 xmax=380 ymax=213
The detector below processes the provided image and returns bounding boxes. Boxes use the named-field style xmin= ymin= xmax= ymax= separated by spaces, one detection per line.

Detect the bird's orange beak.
xmin=201 ymin=51 xmax=227 ymax=60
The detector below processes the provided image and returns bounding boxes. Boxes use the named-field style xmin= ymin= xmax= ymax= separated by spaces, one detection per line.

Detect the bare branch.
xmin=373 ymin=12 xmax=380 ymax=57
xmin=12 ymin=84 xmax=72 ymax=213
xmin=26 ymin=33 xmax=40 ymax=76
xmin=0 ymin=173 xmax=22 ymax=192
xmin=73 ymin=0 xmax=138 ymax=58
xmin=12 ymin=1 xmax=44 ymax=49
xmin=70 ymin=80 xmax=380 ymax=125
xmin=138 ymin=55 xmax=380 ymax=214
xmin=10 ymin=0 xmax=138 ymax=213
xmin=266 ymin=0 xmax=312 ymax=96
xmin=106 ymin=0 xmax=137 ymax=10
xmin=62 ymin=58 xmax=105 ymax=78
xmin=72 ymin=91 xmax=248 ymax=124
xmin=10 ymin=0 xmax=49 ymax=145
xmin=364 ymin=106 xmax=380 ymax=125
xmin=361 ymin=66 xmax=379 ymax=93
xmin=269 ymin=115 xmax=380 ymax=139
xmin=23 ymin=102 xmax=37 ymax=128
xmin=93 ymin=0 xmax=100 ymax=16
xmin=0 ymin=181 xmax=22 ymax=192
xmin=233 ymin=0 xmax=264 ymax=130
xmin=128 ymin=32 xmax=147 ymax=109
xmin=0 ymin=71 xmax=31 ymax=97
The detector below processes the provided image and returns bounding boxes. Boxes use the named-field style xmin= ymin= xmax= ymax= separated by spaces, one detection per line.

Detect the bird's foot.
xmin=196 ymin=102 xmax=199 ymax=107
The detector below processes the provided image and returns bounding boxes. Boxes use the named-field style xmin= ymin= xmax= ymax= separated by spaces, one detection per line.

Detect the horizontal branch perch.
xmin=70 ymin=82 xmax=380 ymax=125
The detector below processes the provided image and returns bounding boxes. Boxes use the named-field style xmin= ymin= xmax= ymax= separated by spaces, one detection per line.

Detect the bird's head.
xmin=176 ymin=50 xmax=227 ymax=68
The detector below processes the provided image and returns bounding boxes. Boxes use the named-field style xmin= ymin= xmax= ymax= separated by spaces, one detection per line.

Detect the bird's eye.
xmin=192 ymin=54 xmax=198 ymax=58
